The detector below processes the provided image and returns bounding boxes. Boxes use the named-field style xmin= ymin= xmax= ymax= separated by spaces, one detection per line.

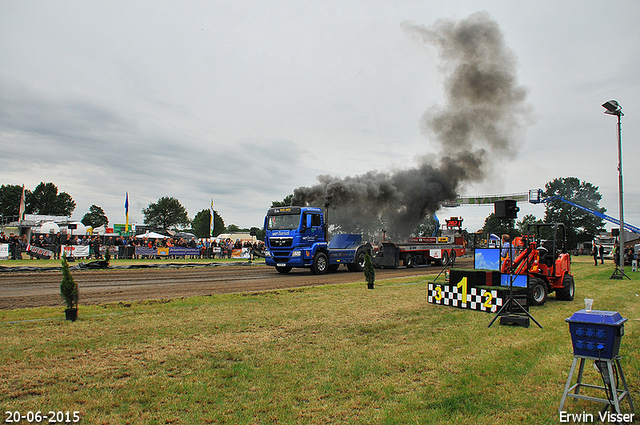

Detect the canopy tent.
xmin=172 ymin=232 xmax=198 ymax=241
xmin=39 ymin=222 xmax=60 ymax=234
xmin=135 ymin=231 xmax=168 ymax=239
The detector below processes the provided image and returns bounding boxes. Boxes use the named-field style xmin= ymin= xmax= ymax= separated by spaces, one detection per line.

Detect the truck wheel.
xmin=556 ymin=274 xmax=575 ymax=301
xmin=405 ymin=254 xmax=414 ymax=268
xmin=311 ymin=252 xmax=328 ymax=275
xmin=347 ymin=249 xmax=367 ymax=272
xmin=275 ymin=265 xmax=292 ymax=274
xmin=529 ymin=278 xmax=548 ymax=306
xmin=438 ymin=250 xmax=450 ymax=266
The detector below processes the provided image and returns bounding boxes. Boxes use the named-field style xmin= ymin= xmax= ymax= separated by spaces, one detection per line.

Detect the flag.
xmin=18 ymin=185 xmax=26 ymax=221
xmin=125 ymin=192 xmax=129 ymax=234
xmin=210 ymin=198 xmax=215 ymax=236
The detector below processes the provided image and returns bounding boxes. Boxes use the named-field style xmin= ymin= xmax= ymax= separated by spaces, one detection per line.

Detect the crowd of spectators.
xmin=612 ymin=242 xmax=638 ymax=267
xmin=0 ymin=231 xmax=265 ymax=260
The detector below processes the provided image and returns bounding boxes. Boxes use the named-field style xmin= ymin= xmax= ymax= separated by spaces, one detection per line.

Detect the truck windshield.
xmin=266 ymin=213 xmax=301 ymax=231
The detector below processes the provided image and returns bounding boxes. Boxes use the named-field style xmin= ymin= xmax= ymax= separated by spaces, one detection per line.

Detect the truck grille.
xmin=270 ymin=237 xmax=293 ymax=248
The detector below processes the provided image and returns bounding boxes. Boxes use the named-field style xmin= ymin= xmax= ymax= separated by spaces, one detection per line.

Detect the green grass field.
xmin=1 ymin=256 xmax=638 ymax=424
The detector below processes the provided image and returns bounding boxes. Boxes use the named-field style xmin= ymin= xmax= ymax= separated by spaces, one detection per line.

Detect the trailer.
xmin=372 ymin=217 xmax=466 ymax=268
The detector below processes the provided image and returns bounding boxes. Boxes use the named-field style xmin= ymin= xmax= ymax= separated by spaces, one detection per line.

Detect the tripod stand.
xmin=487 ymin=217 xmax=541 ymax=329
xmin=488 ymin=271 xmax=542 ymax=328
xmin=610 ymin=253 xmax=630 ymax=280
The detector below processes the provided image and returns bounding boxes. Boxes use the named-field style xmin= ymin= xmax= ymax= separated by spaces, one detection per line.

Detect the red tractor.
xmin=501 ymin=223 xmax=575 ymax=306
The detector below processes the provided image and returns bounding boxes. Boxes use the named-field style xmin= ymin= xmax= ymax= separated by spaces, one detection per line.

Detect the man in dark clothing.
xmin=92 ymin=237 xmax=101 ymax=259
xmin=53 ymin=232 xmax=61 ymax=260
xmin=598 ymin=244 xmax=604 ymax=264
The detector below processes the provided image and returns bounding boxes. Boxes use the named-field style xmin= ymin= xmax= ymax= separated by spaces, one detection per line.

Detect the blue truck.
xmin=263 ymin=206 xmax=371 ymax=274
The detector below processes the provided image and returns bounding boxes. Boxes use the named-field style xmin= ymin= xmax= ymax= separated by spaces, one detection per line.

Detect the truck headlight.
xmin=291 ymin=250 xmax=301 ymax=257
xmin=265 ymin=250 xmax=271 ymax=258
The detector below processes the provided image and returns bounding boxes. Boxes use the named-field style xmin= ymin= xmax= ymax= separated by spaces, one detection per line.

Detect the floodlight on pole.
xmin=602 ymin=100 xmax=625 ymax=277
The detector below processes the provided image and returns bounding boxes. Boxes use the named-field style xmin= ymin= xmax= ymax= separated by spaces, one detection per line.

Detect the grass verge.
xmin=1 ymin=256 xmax=638 ymax=424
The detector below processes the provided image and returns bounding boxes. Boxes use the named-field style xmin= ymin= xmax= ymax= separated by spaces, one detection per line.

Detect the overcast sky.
xmin=2 ymin=1 xmax=639 ymax=233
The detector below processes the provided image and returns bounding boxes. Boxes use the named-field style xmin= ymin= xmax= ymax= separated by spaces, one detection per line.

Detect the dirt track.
xmin=0 ymin=259 xmax=471 ymax=310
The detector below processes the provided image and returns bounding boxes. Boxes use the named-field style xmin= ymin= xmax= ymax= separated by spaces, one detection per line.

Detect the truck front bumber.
xmin=265 ymin=247 xmax=312 ymax=267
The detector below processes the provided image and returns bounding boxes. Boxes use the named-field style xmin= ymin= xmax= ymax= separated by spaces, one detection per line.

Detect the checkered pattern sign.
xmin=427 ymin=283 xmax=504 ymax=313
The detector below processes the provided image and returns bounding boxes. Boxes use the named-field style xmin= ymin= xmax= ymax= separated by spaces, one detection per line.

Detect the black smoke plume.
xmin=291 ymin=12 xmax=531 ymax=239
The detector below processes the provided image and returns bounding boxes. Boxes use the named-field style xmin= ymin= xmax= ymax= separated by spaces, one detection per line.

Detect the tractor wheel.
xmin=347 ymin=248 xmax=367 ymax=272
xmin=529 ymin=278 xmax=548 ymax=306
xmin=556 ymin=274 xmax=575 ymax=301
xmin=311 ymin=252 xmax=329 ymax=275
xmin=275 ymin=265 xmax=292 ymax=274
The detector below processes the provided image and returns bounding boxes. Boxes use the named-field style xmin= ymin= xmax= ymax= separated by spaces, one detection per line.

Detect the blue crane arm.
xmin=541 ymin=196 xmax=640 ymax=234
xmin=432 ymin=213 xmax=439 ymax=237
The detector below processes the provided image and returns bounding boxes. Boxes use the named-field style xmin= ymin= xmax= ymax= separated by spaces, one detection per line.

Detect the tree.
xmin=26 ymin=182 xmax=76 ymax=216
xmin=271 ymin=194 xmax=293 ymax=207
xmin=481 ymin=213 xmax=516 ymax=237
xmin=0 ymin=184 xmax=24 ymax=219
xmin=542 ymin=177 xmax=606 ymax=248
xmin=516 ymin=214 xmax=542 ymax=234
xmin=142 ymin=197 xmax=190 ymax=230
xmin=249 ymin=226 xmax=265 ymax=242
xmin=81 ymin=205 xmax=109 ymax=228
xmin=226 ymin=224 xmax=241 ymax=233
xmin=192 ymin=208 xmax=225 ymax=238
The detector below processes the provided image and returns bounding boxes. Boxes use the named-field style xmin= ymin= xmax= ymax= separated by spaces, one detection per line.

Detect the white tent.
xmin=40 ymin=222 xmax=60 ymax=234
xmin=135 ymin=231 xmax=168 ymax=239
xmin=67 ymin=222 xmax=87 ymax=235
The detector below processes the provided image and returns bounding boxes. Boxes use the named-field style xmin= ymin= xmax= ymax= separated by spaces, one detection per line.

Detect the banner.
xmin=19 ymin=185 xmax=26 ymax=221
xmin=232 ymin=248 xmax=251 ymax=259
xmin=125 ymin=192 xmax=130 ymax=234
xmin=135 ymin=247 xmax=201 ymax=257
xmin=0 ymin=244 xmax=9 ymax=259
xmin=62 ymin=245 xmax=91 ymax=258
xmin=210 ymin=198 xmax=215 ymax=236
xmin=27 ymin=244 xmax=54 ymax=259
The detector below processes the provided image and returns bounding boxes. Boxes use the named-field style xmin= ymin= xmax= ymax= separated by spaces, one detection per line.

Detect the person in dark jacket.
xmin=92 ymin=236 xmax=101 ymax=259
xmin=598 ymin=244 xmax=604 ymax=264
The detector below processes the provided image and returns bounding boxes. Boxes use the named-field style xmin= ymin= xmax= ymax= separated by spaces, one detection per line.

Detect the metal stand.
xmin=559 ymin=355 xmax=634 ymax=415
xmin=610 ymin=265 xmax=630 ymax=280
xmin=488 ymin=219 xmax=541 ymax=329
xmin=487 ymin=280 xmax=542 ymax=328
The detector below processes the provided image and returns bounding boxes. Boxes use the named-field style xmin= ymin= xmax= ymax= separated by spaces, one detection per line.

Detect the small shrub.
xmin=364 ymin=253 xmax=375 ymax=288
xmin=60 ymin=254 xmax=79 ymax=309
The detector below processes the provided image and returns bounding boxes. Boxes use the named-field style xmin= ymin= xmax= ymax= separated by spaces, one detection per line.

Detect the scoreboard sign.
xmin=428 ymin=281 xmax=503 ymax=313
xmin=428 ymin=274 xmax=528 ymax=313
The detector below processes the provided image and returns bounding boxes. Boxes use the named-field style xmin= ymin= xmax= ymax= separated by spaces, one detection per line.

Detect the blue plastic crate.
xmin=565 ymin=310 xmax=627 ymax=359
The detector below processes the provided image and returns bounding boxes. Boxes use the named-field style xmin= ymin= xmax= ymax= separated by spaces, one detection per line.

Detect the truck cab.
xmin=263 ymin=206 xmax=369 ymax=274
xmin=264 ymin=206 xmax=329 ymax=274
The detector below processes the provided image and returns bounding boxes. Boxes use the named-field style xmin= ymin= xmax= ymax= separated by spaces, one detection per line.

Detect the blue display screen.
xmin=500 ymin=274 xmax=528 ymax=288
xmin=475 ymin=248 xmax=500 ymax=271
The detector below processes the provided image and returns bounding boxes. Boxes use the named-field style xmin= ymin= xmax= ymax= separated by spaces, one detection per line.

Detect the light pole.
xmin=602 ymin=100 xmax=625 ymax=277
